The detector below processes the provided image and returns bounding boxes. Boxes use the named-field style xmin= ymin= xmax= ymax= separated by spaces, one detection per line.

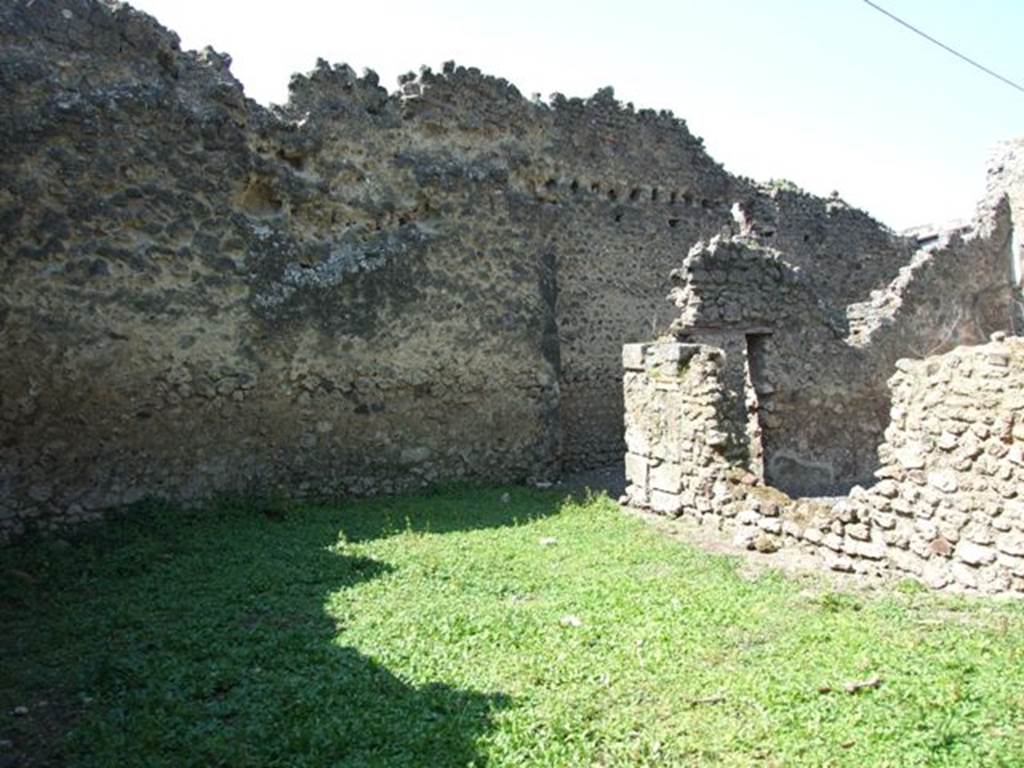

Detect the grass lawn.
xmin=2 ymin=486 xmax=1024 ymax=767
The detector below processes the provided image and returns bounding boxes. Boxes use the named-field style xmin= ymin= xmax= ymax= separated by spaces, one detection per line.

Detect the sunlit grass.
xmin=2 ymin=486 xmax=1024 ymax=766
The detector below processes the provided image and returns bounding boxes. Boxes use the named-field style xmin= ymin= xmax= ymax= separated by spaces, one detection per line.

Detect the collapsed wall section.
xmin=848 ymin=198 xmax=1018 ymax=355
xmin=662 ymin=181 xmax=1018 ymax=498
xmin=667 ymin=236 xmax=884 ymax=494
xmin=623 ymin=334 xmax=1024 ymax=595
xmin=623 ymin=179 xmax=1023 ymax=593
xmin=730 ymin=188 xmax=919 ymax=307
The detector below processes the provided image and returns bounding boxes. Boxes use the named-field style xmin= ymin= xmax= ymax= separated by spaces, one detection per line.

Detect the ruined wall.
xmin=624 ymin=335 xmax=1024 ymax=595
xmin=621 ymin=135 xmax=1023 ymax=593
xmin=848 ymin=201 xmax=1017 ymax=356
xmin=730 ymin=187 xmax=919 ymax=307
xmin=0 ymin=0 xmax=1002 ymax=540
xmin=522 ymin=89 xmax=738 ymax=470
xmin=0 ymin=2 xmax=561 ymax=539
xmin=622 ymin=342 xmax=737 ymax=518
xmin=664 ymin=235 xmax=891 ymax=494
xmin=987 ymin=137 xmax=1024 ymax=292
xmin=663 ymin=181 xmax=1018 ymax=497
xmin=0 ymin=0 xmax=740 ymax=538
xmin=843 ymin=336 xmax=1024 ymax=593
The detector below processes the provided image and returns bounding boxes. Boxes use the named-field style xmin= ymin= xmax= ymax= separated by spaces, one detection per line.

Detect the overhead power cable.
xmin=861 ymin=0 xmax=1024 ymax=96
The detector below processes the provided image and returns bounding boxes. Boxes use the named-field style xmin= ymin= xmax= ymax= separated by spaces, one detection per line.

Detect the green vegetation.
xmin=3 ymin=487 xmax=1024 ymax=766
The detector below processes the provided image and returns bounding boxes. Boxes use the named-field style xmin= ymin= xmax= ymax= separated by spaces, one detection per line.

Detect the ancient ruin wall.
xmin=987 ymin=137 xmax=1024 ymax=293
xmin=624 ymin=337 xmax=1024 ymax=595
xmin=0 ymin=0 xmax=977 ymax=539
xmin=0 ymin=2 xmax=565 ymax=540
xmin=730 ymin=188 xmax=920 ymax=307
xmin=845 ymin=337 xmax=1024 ymax=593
xmin=661 ymin=181 xmax=1018 ymax=498
xmin=622 ymin=342 xmax=736 ymax=517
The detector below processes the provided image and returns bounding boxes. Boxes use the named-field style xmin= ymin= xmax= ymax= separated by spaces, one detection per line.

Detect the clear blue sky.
xmin=130 ymin=0 xmax=1024 ymax=230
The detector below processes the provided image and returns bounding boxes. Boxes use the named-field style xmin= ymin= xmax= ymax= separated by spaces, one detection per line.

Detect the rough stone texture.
xmin=624 ymin=334 xmax=1024 ymax=596
xmin=0 ymin=0 xmax=938 ymax=540
xmin=622 ymin=342 xmax=734 ymax=516
xmin=845 ymin=337 xmax=1024 ymax=594
xmin=0 ymin=2 xmax=552 ymax=539
xmin=0 ymin=0 xmax=1019 ymax=543
xmin=674 ymin=182 xmax=1016 ymax=497
xmin=623 ymin=146 xmax=1022 ymax=594
xmin=986 ymin=137 xmax=1024 ymax=299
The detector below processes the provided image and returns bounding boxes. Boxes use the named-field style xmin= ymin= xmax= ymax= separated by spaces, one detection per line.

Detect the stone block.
xmin=624 ymin=426 xmax=650 ymax=457
xmin=951 ymin=561 xmax=979 ymax=590
xmin=846 ymin=523 xmax=870 ymax=541
xmin=622 ymin=343 xmax=648 ymax=371
xmin=997 ymin=553 xmax=1024 ymax=576
xmin=929 ymin=536 xmax=954 ymax=557
xmin=822 ymin=533 xmax=843 ymax=552
xmin=650 ymin=490 xmax=684 ymax=515
xmin=732 ymin=526 xmax=757 ymax=550
xmin=874 ymin=480 xmax=898 ymax=498
xmin=736 ymin=508 xmax=760 ymax=526
xmin=645 ymin=343 xmax=699 ymax=377
xmin=781 ymin=520 xmax=803 ymax=539
xmin=1008 ymin=446 xmax=1024 ymax=467
xmin=872 ymin=512 xmax=896 ymax=530
xmin=888 ymin=548 xmax=924 ymax=575
xmin=963 ymin=523 xmax=994 ymax=545
xmin=922 ymin=560 xmax=951 ymax=589
xmin=624 ymin=453 xmax=648 ymax=486
xmin=825 ymin=552 xmax=854 ymax=572
xmin=649 ymin=462 xmax=683 ymax=493
xmin=803 ymin=527 xmax=823 ymax=544
xmin=956 ymin=541 xmax=996 ymax=566
xmin=897 ymin=444 xmax=926 ymax=470
xmin=996 ymin=532 xmax=1024 ymax=557
xmin=977 ymin=570 xmax=1011 ymax=594
xmin=882 ymin=530 xmax=910 ymax=549
xmin=928 ymin=471 xmax=958 ymax=493
xmin=843 ymin=537 xmax=886 ymax=560
xmin=623 ymin=484 xmax=648 ymax=507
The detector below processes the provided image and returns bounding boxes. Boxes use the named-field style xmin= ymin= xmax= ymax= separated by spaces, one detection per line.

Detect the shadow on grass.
xmin=0 ymin=485 xmax=559 ymax=767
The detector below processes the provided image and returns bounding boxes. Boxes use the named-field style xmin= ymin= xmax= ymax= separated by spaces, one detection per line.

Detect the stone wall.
xmin=986 ymin=137 xmax=1024 ymax=293
xmin=0 ymin=0 xmax=1016 ymax=541
xmin=622 ymin=342 xmax=736 ymax=517
xmin=0 ymin=1 xmax=727 ymax=539
xmin=623 ymin=172 xmax=1022 ymax=595
xmin=623 ymin=335 xmax=1024 ymax=596
xmin=662 ymin=183 xmax=1017 ymax=497
xmin=730 ymin=187 xmax=919 ymax=307
xmin=844 ymin=336 xmax=1024 ymax=593
xmin=0 ymin=3 xmax=560 ymax=540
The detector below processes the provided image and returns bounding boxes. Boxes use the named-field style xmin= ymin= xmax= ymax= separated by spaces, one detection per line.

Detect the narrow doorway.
xmin=744 ymin=333 xmax=770 ymax=482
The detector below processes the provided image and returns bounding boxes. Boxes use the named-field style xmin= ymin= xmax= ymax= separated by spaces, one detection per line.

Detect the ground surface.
xmin=2 ymin=486 xmax=1024 ymax=767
